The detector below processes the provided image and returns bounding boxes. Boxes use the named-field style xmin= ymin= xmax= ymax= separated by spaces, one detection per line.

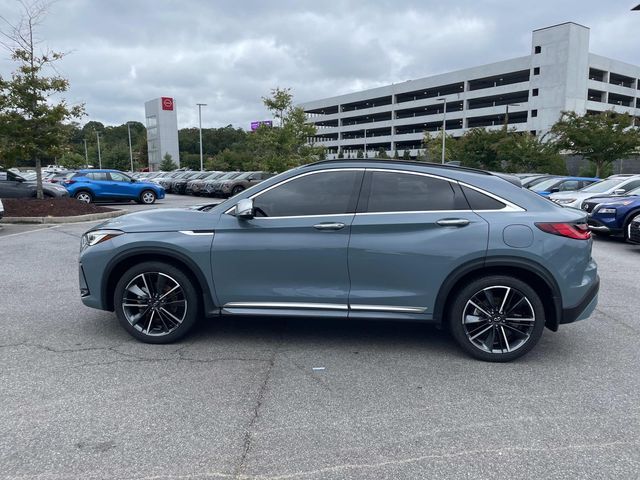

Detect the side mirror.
xmin=235 ymin=198 xmax=254 ymax=219
xmin=549 ymin=187 xmax=560 ymax=193
xmin=613 ymin=189 xmax=626 ymax=195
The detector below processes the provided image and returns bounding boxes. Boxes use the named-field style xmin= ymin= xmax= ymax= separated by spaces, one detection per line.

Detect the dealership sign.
xmin=161 ymin=97 xmax=174 ymax=111
xmin=250 ymin=120 xmax=273 ymax=131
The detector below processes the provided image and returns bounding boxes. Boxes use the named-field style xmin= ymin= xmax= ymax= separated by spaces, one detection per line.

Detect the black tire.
xmin=623 ymin=212 xmax=640 ymax=241
xmin=114 ymin=261 xmax=199 ymax=344
xmin=448 ymin=275 xmax=545 ymax=362
xmin=231 ymin=185 xmax=245 ymax=196
xmin=74 ymin=190 xmax=93 ymax=203
xmin=139 ymin=190 xmax=156 ymax=204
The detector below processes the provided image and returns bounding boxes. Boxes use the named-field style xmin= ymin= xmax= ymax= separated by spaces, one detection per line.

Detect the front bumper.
xmin=559 ymin=276 xmax=600 ymax=325
xmin=587 ymin=217 xmax=622 ymax=234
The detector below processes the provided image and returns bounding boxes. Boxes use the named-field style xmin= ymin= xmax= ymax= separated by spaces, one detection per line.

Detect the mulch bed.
xmin=1 ymin=197 xmax=115 ymax=217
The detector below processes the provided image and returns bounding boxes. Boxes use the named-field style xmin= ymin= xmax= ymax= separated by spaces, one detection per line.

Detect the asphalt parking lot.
xmin=1 ymin=198 xmax=639 ymax=479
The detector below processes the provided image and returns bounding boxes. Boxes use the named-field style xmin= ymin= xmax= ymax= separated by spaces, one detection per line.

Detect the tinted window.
xmin=87 ymin=172 xmax=108 ymax=181
xmin=558 ymin=180 xmax=579 ymax=191
xmin=253 ymin=171 xmax=362 ymax=217
xmin=364 ymin=172 xmax=465 ymax=212
xmin=621 ymin=180 xmax=640 ymax=192
xmin=461 ymin=185 xmax=506 ymax=210
xmin=109 ymin=172 xmax=131 ymax=182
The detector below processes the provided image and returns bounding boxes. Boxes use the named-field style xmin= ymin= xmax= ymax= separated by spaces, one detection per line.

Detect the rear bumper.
xmin=559 ymin=276 xmax=599 ymax=324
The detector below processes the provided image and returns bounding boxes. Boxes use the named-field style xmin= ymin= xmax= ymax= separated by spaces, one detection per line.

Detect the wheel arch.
xmin=103 ymin=248 xmax=218 ymax=316
xmin=434 ymin=257 xmax=562 ymax=332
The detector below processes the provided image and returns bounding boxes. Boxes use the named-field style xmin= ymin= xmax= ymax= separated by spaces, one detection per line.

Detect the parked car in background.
xmin=45 ymin=171 xmax=77 ymax=184
xmin=202 ymin=171 xmax=242 ymax=196
xmin=65 ymin=169 xmax=165 ymax=204
xmin=207 ymin=171 xmax=273 ymax=197
xmin=550 ymin=175 xmax=640 ymax=209
xmin=627 ymin=214 xmax=640 ymax=245
xmin=0 ymin=168 xmax=69 ymax=198
xmin=521 ymin=175 xmax=557 ymax=189
xmin=186 ymin=172 xmax=223 ymax=196
xmin=0 ymin=198 xmax=4 ymax=220
xmin=530 ymin=176 xmax=599 ymax=197
xmin=582 ymin=186 xmax=640 ymax=239
xmin=78 ymin=159 xmax=599 ymax=362
xmin=169 ymin=172 xmax=203 ymax=194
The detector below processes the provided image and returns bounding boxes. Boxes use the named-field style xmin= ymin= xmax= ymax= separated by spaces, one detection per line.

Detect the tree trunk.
xmin=35 ymin=157 xmax=43 ymax=199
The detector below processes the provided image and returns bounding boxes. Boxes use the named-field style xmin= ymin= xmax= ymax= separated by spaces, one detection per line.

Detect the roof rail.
xmin=302 ymin=158 xmax=492 ymax=175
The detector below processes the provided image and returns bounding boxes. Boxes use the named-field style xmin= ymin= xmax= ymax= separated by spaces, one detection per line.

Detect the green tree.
xmin=455 ymin=128 xmax=508 ymax=170
xmin=160 ymin=152 xmax=177 ymax=171
xmin=59 ymin=151 xmax=85 ymax=169
xmin=357 ymin=149 xmax=364 ymax=158
xmin=377 ymin=147 xmax=389 ymax=159
xmin=0 ymin=1 xmax=84 ymax=198
xmin=402 ymin=149 xmax=411 ymax=160
xmin=551 ymin=110 xmax=640 ymax=177
xmin=496 ymin=133 xmax=566 ymax=174
xmin=393 ymin=149 xmax=400 ymax=159
xmin=422 ymin=130 xmax=458 ymax=163
xmin=337 ymin=150 xmax=344 ymax=159
xmin=251 ymin=88 xmax=322 ymax=172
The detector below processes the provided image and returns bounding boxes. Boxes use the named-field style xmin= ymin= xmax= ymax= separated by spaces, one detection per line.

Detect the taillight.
xmin=64 ymin=179 xmax=76 ymax=185
xmin=535 ymin=222 xmax=591 ymax=240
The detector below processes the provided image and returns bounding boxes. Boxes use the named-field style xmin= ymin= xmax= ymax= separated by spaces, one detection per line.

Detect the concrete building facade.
xmin=300 ymin=23 xmax=640 ymax=158
xmin=145 ymin=97 xmax=180 ymax=171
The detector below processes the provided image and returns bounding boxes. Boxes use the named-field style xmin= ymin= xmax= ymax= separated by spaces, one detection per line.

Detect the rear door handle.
xmin=313 ymin=222 xmax=346 ymax=231
xmin=436 ymin=218 xmax=470 ymax=227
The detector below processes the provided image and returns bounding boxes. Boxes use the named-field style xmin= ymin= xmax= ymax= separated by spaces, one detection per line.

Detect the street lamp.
xmin=96 ymin=132 xmax=102 ymax=169
xmin=126 ymin=122 xmax=135 ymax=172
xmin=504 ymin=103 xmax=520 ymax=128
xmin=363 ymin=128 xmax=368 ymax=157
xmin=196 ymin=103 xmax=207 ymax=171
xmin=436 ymin=97 xmax=447 ymax=164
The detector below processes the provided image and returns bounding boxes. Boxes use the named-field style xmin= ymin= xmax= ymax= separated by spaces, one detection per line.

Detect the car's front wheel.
xmin=139 ymin=190 xmax=156 ymax=204
xmin=75 ymin=191 xmax=93 ymax=203
xmin=448 ymin=276 xmax=545 ymax=362
xmin=114 ymin=261 xmax=199 ymax=343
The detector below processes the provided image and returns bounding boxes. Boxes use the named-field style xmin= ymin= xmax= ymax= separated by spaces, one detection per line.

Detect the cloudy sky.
xmin=1 ymin=0 xmax=639 ymax=130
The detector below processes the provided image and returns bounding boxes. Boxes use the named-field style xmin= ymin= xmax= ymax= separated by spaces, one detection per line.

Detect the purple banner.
xmin=251 ymin=120 xmax=273 ymax=131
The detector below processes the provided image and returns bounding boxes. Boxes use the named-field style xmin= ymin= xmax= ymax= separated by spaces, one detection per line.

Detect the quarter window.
xmin=363 ymin=171 xmax=467 ymax=212
xmin=252 ymin=170 xmax=362 ymax=217
xmin=460 ymin=185 xmax=506 ymax=210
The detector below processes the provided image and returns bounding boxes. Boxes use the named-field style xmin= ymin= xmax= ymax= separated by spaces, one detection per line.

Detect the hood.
xmin=97 ymin=208 xmax=219 ymax=233
xmin=549 ymin=191 xmax=593 ymax=200
xmin=585 ymin=194 xmax=639 ymax=205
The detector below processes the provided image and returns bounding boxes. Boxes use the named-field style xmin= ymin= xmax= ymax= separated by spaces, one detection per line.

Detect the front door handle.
xmin=313 ymin=222 xmax=346 ymax=231
xmin=436 ymin=218 xmax=470 ymax=227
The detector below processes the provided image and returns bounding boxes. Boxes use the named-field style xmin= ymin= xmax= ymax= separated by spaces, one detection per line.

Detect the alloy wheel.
xmin=122 ymin=272 xmax=187 ymax=336
xmin=462 ymin=286 xmax=535 ymax=354
xmin=75 ymin=192 xmax=92 ymax=203
xmin=141 ymin=191 xmax=156 ymax=204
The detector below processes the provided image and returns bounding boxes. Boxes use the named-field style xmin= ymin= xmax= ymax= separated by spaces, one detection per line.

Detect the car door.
xmin=108 ymin=172 xmax=135 ymax=199
xmin=347 ymin=169 xmax=489 ymax=319
xmin=85 ymin=172 xmax=110 ymax=199
xmin=211 ymin=169 xmax=365 ymax=317
xmin=0 ymin=171 xmax=29 ymax=197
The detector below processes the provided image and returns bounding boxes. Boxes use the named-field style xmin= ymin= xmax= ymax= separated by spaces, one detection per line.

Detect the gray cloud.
xmin=0 ymin=0 xmax=638 ymax=129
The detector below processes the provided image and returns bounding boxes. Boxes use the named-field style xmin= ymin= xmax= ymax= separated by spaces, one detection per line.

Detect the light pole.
xmin=83 ymin=139 xmax=89 ymax=168
xmin=436 ymin=97 xmax=447 ymax=164
xmin=96 ymin=132 xmax=102 ymax=169
xmin=504 ymin=103 xmax=520 ymax=129
xmin=197 ymin=103 xmax=207 ymax=171
xmin=363 ymin=128 xmax=367 ymax=157
xmin=126 ymin=122 xmax=134 ymax=172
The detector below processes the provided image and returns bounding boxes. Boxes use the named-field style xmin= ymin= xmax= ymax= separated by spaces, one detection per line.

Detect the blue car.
xmin=583 ymin=186 xmax=640 ymax=238
xmin=65 ymin=169 xmax=165 ymax=204
xmin=78 ymin=159 xmax=599 ymax=362
xmin=530 ymin=176 xmax=600 ymax=197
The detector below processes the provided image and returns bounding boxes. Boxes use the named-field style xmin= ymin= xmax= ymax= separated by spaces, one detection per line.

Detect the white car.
xmin=549 ymin=175 xmax=640 ymax=209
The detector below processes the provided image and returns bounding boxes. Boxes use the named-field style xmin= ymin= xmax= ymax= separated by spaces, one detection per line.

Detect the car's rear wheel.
xmin=231 ymin=185 xmax=244 ymax=196
xmin=114 ymin=261 xmax=199 ymax=343
xmin=448 ymin=276 xmax=545 ymax=362
xmin=139 ymin=190 xmax=156 ymax=204
xmin=75 ymin=191 xmax=93 ymax=203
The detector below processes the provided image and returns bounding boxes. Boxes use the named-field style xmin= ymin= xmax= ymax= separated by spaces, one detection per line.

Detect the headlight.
xmin=598 ymin=207 xmax=616 ymax=214
xmin=81 ymin=229 xmax=124 ymax=251
xmin=553 ymin=198 xmax=576 ymax=205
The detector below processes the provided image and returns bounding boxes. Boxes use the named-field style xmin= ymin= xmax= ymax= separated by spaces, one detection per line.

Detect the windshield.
xmin=531 ymin=178 xmax=562 ymax=192
xmin=236 ymin=171 xmax=254 ymax=180
xmin=625 ymin=186 xmax=640 ymax=196
xmin=580 ymin=178 xmax=624 ymax=193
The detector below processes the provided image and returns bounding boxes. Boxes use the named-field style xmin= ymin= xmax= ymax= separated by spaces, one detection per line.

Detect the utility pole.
xmin=83 ymin=139 xmax=89 ymax=168
xmin=96 ymin=132 xmax=102 ymax=169
xmin=197 ymin=103 xmax=207 ymax=171
xmin=363 ymin=128 xmax=367 ymax=157
xmin=127 ymin=122 xmax=134 ymax=172
xmin=504 ymin=103 xmax=520 ymax=129
xmin=437 ymin=97 xmax=447 ymax=164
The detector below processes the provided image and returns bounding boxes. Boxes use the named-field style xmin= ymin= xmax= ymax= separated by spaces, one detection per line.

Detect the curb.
xmin=0 ymin=209 xmax=127 ymax=225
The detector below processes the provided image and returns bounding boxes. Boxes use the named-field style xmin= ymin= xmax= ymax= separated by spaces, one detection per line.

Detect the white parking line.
xmin=0 ymin=225 xmax=60 ymax=239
